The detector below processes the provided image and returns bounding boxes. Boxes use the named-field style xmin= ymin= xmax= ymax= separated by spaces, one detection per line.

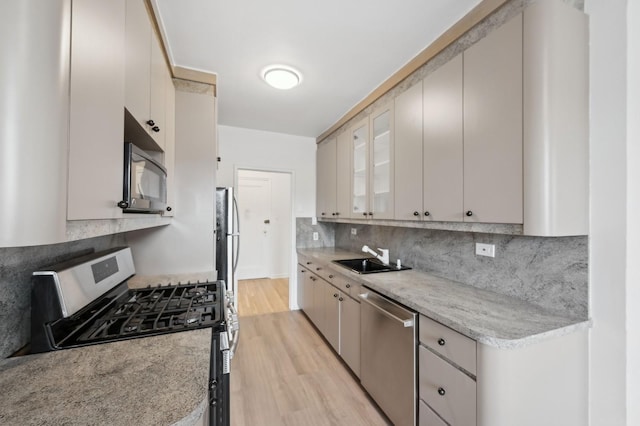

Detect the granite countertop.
xmin=298 ymin=247 xmax=590 ymax=349
xmin=0 ymin=326 xmax=211 ymax=425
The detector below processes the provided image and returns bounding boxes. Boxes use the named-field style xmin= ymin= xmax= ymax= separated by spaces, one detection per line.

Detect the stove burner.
xmin=185 ymin=287 xmax=206 ymax=297
xmin=123 ymin=317 xmax=143 ymax=333
xmin=174 ymin=311 xmax=201 ymax=326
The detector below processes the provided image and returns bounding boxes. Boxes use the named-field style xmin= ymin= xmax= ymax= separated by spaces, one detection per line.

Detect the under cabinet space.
xmin=419 ymin=346 xmax=476 ymax=426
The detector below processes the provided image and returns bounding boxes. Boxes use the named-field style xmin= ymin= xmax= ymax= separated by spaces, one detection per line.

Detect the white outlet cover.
xmin=312 ymin=217 xmax=317 ymax=225
xmin=312 ymin=232 xmax=319 ymax=241
xmin=475 ymin=243 xmax=495 ymax=258
xmin=351 ymin=228 xmax=357 ymax=235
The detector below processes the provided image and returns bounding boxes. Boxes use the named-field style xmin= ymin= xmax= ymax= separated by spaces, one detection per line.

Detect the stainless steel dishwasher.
xmin=359 ymin=288 xmax=417 ymax=426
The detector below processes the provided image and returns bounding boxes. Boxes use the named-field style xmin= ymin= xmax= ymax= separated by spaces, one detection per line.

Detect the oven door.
xmin=210 ymin=331 xmax=230 ymax=426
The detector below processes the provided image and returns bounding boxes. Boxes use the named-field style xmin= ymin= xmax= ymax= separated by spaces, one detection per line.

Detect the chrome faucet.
xmin=362 ymin=245 xmax=390 ymax=265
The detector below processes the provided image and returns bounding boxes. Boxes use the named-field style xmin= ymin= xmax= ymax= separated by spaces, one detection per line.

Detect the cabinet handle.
xmin=316 ymin=267 xmax=321 ymax=271
xmin=424 ymin=211 xmax=430 ymax=217
xmin=333 ymin=293 xmax=338 ymax=298
xmin=438 ymin=387 xmax=446 ymax=396
xmin=362 ymin=212 xmax=368 ymax=217
xmin=332 ymin=212 xmax=336 ymax=216
xmin=339 ymin=297 xmax=344 ymax=302
xmin=335 ymin=212 xmax=340 ymax=216
xmin=321 ymin=212 xmax=326 ymax=216
xmin=146 ymin=120 xmax=155 ymax=126
xmin=368 ymin=212 xmax=373 ymax=216
xmin=329 ymin=274 xmax=334 ymax=279
xmin=306 ymin=261 xmax=312 ymax=265
xmin=466 ymin=210 xmax=473 ymax=217
xmin=438 ymin=338 xmax=445 ymax=346
xmin=300 ymin=270 xmax=305 ymax=273
xmin=166 ymin=206 xmax=172 ymax=212
xmin=152 ymin=126 xmax=160 ymax=132
xmin=346 ymin=283 xmax=351 ymax=288
xmin=117 ymin=200 xmax=128 ymax=209
xmin=413 ymin=211 xmax=419 ymax=216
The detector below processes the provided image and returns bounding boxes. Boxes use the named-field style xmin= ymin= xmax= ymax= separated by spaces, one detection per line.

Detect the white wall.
xmin=587 ymin=0 xmax=640 ymax=424
xmin=217 ymin=125 xmax=316 ymax=216
xmin=626 ymin=1 xmax=640 ymax=424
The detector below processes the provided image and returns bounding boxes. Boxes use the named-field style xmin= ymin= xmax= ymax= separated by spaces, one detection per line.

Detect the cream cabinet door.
xmin=423 ymin=54 xmax=463 ymax=222
xmin=350 ymin=117 xmax=370 ymax=219
xmin=463 ymin=14 xmax=523 ymax=224
xmin=164 ymin=76 xmax=176 ymax=216
xmin=339 ymin=293 xmax=360 ymax=377
xmin=316 ymin=137 xmax=337 ymax=218
xmin=369 ymin=103 xmax=394 ymax=219
xmin=68 ymin=0 xmax=125 ymax=220
xmin=149 ymin=33 xmax=167 ymax=149
xmin=323 ymin=282 xmax=340 ymax=353
xmin=335 ymin=130 xmax=351 ymax=218
xmin=394 ymin=82 xmax=424 ymax=221
xmin=124 ymin=0 xmax=151 ymax=133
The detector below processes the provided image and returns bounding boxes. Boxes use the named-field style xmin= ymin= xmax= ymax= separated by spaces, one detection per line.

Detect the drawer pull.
xmin=438 ymin=338 xmax=446 ymax=346
xmin=339 ymin=297 xmax=344 ymax=301
xmin=346 ymin=283 xmax=351 ymax=288
xmin=333 ymin=293 xmax=338 ymax=298
xmin=316 ymin=267 xmax=322 ymax=271
xmin=329 ymin=274 xmax=334 ymax=279
xmin=306 ymin=261 xmax=312 ymax=265
xmin=438 ymin=387 xmax=446 ymax=396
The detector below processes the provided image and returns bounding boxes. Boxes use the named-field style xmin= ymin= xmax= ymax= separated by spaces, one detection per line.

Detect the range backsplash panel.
xmin=0 ymin=234 xmax=127 ymax=358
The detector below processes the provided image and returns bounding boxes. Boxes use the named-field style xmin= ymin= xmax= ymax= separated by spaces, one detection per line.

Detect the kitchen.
xmin=0 ymin=0 xmax=638 ymax=425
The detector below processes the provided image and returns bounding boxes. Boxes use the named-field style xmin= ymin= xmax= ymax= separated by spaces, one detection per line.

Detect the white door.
xmin=236 ymin=175 xmax=271 ymax=279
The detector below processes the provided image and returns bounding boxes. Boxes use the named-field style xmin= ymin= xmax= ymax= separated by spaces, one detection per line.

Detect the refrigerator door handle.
xmin=232 ymin=196 xmax=240 ymax=274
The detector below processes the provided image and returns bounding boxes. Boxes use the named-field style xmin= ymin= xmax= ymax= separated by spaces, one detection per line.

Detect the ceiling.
xmin=152 ymin=0 xmax=482 ymax=138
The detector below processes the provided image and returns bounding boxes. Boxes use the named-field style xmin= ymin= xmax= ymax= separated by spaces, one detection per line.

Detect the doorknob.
xmin=264 ymin=219 xmax=270 ymax=224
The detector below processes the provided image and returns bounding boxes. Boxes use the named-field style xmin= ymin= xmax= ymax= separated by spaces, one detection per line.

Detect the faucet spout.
xmin=361 ymin=245 xmax=390 ymax=265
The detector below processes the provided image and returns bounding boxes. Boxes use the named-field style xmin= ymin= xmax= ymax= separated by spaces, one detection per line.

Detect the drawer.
xmin=419 ymin=346 xmax=476 ymax=426
xmin=419 ymin=399 xmax=448 ymax=426
xmin=419 ymin=315 xmax=477 ymax=375
xmin=297 ymin=254 xmax=314 ymax=269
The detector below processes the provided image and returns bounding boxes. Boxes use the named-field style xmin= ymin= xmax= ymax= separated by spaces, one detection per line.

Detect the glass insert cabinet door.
xmin=351 ymin=119 xmax=369 ymax=218
xmin=370 ymin=105 xmax=393 ymax=219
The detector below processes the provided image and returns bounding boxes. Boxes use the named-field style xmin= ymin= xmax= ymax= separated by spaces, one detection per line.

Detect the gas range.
xmin=30 ymin=247 xmax=232 ymax=426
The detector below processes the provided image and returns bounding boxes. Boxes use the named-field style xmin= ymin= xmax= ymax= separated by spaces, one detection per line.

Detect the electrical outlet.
xmin=312 ymin=217 xmax=317 ymax=225
xmin=313 ymin=232 xmax=319 ymax=241
xmin=351 ymin=228 xmax=357 ymax=235
xmin=475 ymin=243 xmax=495 ymax=258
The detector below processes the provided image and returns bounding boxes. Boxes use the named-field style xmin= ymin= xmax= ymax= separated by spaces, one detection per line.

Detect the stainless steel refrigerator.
xmin=215 ymin=187 xmax=240 ymax=309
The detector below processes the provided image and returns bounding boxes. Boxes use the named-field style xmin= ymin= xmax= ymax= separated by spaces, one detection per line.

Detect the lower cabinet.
xmin=297 ymin=261 xmax=361 ymax=377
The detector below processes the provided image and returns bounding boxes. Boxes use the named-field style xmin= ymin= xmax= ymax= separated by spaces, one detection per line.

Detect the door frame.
xmin=234 ymin=165 xmax=296 ymax=311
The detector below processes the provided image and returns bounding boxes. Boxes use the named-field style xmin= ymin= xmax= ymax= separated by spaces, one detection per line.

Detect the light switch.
xmin=475 ymin=243 xmax=495 ymax=258
xmin=313 ymin=232 xmax=319 ymax=241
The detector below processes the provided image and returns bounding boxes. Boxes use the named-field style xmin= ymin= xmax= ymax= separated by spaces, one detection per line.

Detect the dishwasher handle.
xmin=359 ymin=292 xmax=415 ymax=328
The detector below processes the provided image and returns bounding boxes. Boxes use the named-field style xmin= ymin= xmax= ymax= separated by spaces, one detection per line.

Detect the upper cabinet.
xmin=125 ymin=0 xmax=167 ymax=150
xmin=349 ymin=102 xmax=395 ymax=220
xmin=463 ymin=14 xmax=523 ymax=224
xmin=335 ymin=129 xmax=351 ymax=218
xmin=67 ymin=0 xmax=126 ymax=220
xmin=318 ymin=0 xmax=587 ymax=236
xmin=316 ymin=137 xmax=337 ymax=218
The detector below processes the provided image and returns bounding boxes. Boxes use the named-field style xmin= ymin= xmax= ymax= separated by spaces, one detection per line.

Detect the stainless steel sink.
xmin=332 ymin=258 xmax=411 ymax=274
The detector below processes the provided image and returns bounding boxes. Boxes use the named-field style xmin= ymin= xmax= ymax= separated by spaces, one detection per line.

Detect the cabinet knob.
xmin=438 ymin=338 xmax=446 ymax=346
xmin=117 ymin=200 xmax=128 ymax=209
xmin=332 ymin=212 xmax=336 ymax=216
xmin=346 ymin=283 xmax=351 ymax=288
xmin=335 ymin=212 xmax=340 ymax=216
xmin=316 ymin=267 xmax=321 ymax=271
xmin=339 ymin=297 xmax=344 ymax=302
xmin=362 ymin=212 xmax=368 ymax=217
xmin=152 ymin=126 xmax=160 ymax=132
xmin=166 ymin=206 xmax=172 ymax=212
xmin=333 ymin=293 xmax=338 ymax=298
xmin=146 ymin=120 xmax=155 ymax=126
xmin=321 ymin=212 xmax=326 ymax=216
xmin=368 ymin=212 xmax=373 ymax=216
xmin=306 ymin=261 xmax=312 ymax=265
xmin=438 ymin=387 xmax=446 ymax=396
xmin=424 ymin=211 xmax=430 ymax=217
xmin=466 ymin=210 xmax=473 ymax=217
xmin=329 ymin=274 xmax=334 ymax=279
xmin=413 ymin=211 xmax=419 ymax=216
xmin=300 ymin=270 xmax=305 ymax=273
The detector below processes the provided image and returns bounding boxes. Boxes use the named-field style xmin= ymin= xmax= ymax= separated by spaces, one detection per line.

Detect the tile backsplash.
xmin=296 ymin=217 xmax=335 ymax=248
xmin=334 ymin=223 xmax=588 ymax=319
xmin=0 ymin=234 xmax=127 ymax=358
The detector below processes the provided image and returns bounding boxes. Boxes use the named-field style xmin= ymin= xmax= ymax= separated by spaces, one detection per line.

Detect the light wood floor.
xmin=231 ymin=278 xmax=389 ymax=426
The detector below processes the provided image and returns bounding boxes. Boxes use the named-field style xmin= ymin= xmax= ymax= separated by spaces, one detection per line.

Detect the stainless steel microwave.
xmin=119 ymin=143 xmax=167 ymax=213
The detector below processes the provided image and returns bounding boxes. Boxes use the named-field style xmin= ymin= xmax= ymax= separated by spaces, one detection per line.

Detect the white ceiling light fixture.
xmin=262 ymin=65 xmax=302 ymax=90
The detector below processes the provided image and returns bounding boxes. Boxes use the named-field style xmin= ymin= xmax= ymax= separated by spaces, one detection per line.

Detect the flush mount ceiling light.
xmin=262 ymin=65 xmax=302 ymax=90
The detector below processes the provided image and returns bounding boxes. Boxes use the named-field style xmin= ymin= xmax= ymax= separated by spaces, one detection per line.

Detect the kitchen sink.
xmin=332 ymin=258 xmax=411 ymax=274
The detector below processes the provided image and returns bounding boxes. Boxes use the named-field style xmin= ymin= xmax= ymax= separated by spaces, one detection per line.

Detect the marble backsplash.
xmin=334 ymin=223 xmax=588 ymax=319
xmin=296 ymin=217 xmax=336 ymax=248
xmin=0 ymin=233 xmax=127 ymax=359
